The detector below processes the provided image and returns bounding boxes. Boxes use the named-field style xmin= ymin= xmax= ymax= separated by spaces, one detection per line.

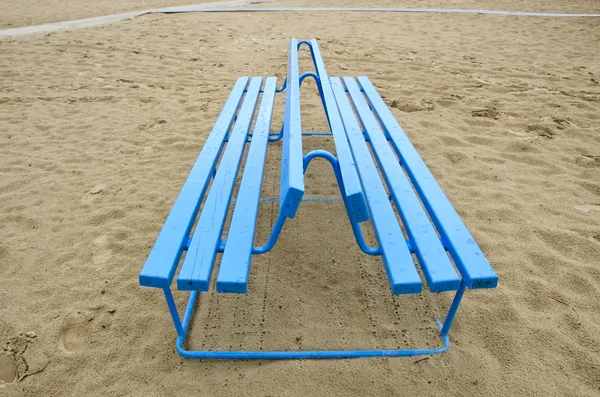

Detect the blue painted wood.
xmin=216 ymin=77 xmax=278 ymax=294
xmin=344 ymin=77 xmax=460 ymax=292
xmin=357 ymin=76 xmax=498 ymax=289
xmin=330 ymin=77 xmax=422 ymax=294
xmin=139 ymin=77 xmax=249 ymax=288
xmin=279 ymin=38 xmax=305 ymax=218
xmin=309 ymin=39 xmax=369 ymax=224
xmin=177 ymin=77 xmax=263 ymax=291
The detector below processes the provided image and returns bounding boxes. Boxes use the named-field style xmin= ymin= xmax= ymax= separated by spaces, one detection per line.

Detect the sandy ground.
xmin=0 ymin=0 xmax=221 ymax=29
xmin=1 ymin=2 xmax=600 ymax=396
xmin=3 ymin=0 xmax=600 ymax=30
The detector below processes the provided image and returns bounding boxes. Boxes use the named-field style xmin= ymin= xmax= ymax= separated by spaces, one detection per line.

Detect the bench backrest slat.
xmin=357 ymin=76 xmax=498 ymax=289
xmin=139 ymin=77 xmax=249 ymax=288
xmin=344 ymin=77 xmax=461 ymax=292
xmin=216 ymin=77 xmax=278 ymax=293
xmin=331 ymin=77 xmax=422 ymax=294
xmin=177 ymin=77 xmax=263 ymax=291
xmin=309 ymin=39 xmax=369 ymax=224
xmin=279 ymin=38 xmax=305 ymax=218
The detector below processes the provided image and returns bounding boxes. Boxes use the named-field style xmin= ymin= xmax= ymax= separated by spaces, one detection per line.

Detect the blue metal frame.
xmin=144 ymin=38 xmax=494 ymax=359
xmin=164 ymin=283 xmax=468 ymax=359
xmin=158 ymin=145 xmax=467 ymax=359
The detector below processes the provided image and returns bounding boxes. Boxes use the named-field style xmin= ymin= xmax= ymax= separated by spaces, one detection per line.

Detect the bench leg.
xmin=440 ymin=279 xmax=467 ymax=337
xmin=163 ymin=287 xmax=183 ymax=336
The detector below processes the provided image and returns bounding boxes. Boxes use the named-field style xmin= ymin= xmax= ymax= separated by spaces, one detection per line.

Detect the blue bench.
xmin=139 ymin=38 xmax=498 ymax=360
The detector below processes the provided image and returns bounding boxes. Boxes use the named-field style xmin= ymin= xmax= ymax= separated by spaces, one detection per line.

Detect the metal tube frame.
xmin=159 ymin=41 xmax=469 ymax=360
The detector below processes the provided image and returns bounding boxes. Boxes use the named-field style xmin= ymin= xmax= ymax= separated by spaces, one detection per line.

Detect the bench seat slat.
xmin=139 ymin=77 xmax=249 ymax=288
xmin=177 ymin=77 xmax=263 ymax=291
xmin=357 ymin=76 xmax=498 ymax=289
xmin=216 ymin=77 xmax=278 ymax=294
xmin=279 ymin=38 xmax=305 ymax=218
xmin=344 ymin=77 xmax=461 ymax=292
xmin=331 ymin=77 xmax=422 ymax=294
xmin=309 ymin=39 xmax=369 ymax=224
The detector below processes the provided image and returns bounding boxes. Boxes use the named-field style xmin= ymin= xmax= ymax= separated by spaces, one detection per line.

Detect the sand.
xmin=0 ymin=0 xmax=226 ymax=29
xmin=1 ymin=1 xmax=600 ymax=396
xmin=257 ymin=0 xmax=600 ymax=13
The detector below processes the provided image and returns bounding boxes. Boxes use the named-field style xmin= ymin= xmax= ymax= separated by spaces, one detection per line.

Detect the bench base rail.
xmin=160 ymin=147 xmax=469 ymax=359
xmin=163 ymin=279 xmax=466 ymax=359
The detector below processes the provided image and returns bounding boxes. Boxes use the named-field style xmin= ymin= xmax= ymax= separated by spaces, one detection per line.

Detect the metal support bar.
xmin=302 ymin=150 xmax=380 ymax=255
xmin=349 ymin=219 xmax=381 ymax=256
xmin=299 ymin=72 xmax=325 ymax=101
xmin=215 ymin=213 xmax=287 ymax=254
xmin=268 ymin=123 xmax=284 ymax=142
xmin=251 ymin=131 xmax=332 ymax=142
xmin=441 ymin=279 xmax=468 ymax=336
xmin=268 ymin=130 xmax=332 ymax=142
xmin=163 ymin=288 xmax=183 ymax=336
xmin=301 ymin=131 xmax=332 ymax=136
xmin=297 ymin=40 xmax=313 ymax=50
xmin=168 ymin=273 xmax=468 ymax=359
xmin=270 ymin=42 xmax=330 ymax=144
xmin=172 ymin=286 xmax=453 ymax=359
xmin=252 ymin=212 xmax=287 ymax=254
xmin=299 ymin=72 xmax=320 ymax=86
xmin=276 ymin=78 xmax=287 ymax=93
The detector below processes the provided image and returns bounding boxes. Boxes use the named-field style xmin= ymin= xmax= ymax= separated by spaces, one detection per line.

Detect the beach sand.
xmin=1 ymin=1 xmax=599 ymax=396
xmin=0 ymin=0 xmax=223 ymax=29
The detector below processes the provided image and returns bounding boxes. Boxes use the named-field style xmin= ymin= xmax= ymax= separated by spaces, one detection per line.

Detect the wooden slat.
xmin=309 ymin=39 xmax=369 ymax=223
xmin=139 ymin=77 xmax=249 ymax=288
xmin=279 ymin=38 xmax=305 ymax=218
xmin=344 ymin=77 xmax=460 ymax=292
xmin=358 ymin=76 xmax=498 ymax=289
xmin=177 ymin=77 xmax=263 ymax=291
xmin=216 ymin=77 xmax=278 ymax=293
xmin=331 ymin=77 xmax=422 ymax=294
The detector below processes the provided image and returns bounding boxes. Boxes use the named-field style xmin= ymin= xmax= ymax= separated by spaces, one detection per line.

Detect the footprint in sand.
xmin=81 ymin=184 xmax=105 ymax=205
xmin=0 ymin=353 xmax=17 ymax=385
xmin=92 ymin=235 xmax=112 ymax=266
xmin=58 ymin=325 xmax=88 ymax=353
xmin=471 ymin=107 xmax=500 ymax=119
xmin=2 ymin=332 xmax=48 ymax=383
xmin=58 ymin=311 xmax=92 ymax=354
xmin=389 ymin=99 xmax=435 ymax=113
